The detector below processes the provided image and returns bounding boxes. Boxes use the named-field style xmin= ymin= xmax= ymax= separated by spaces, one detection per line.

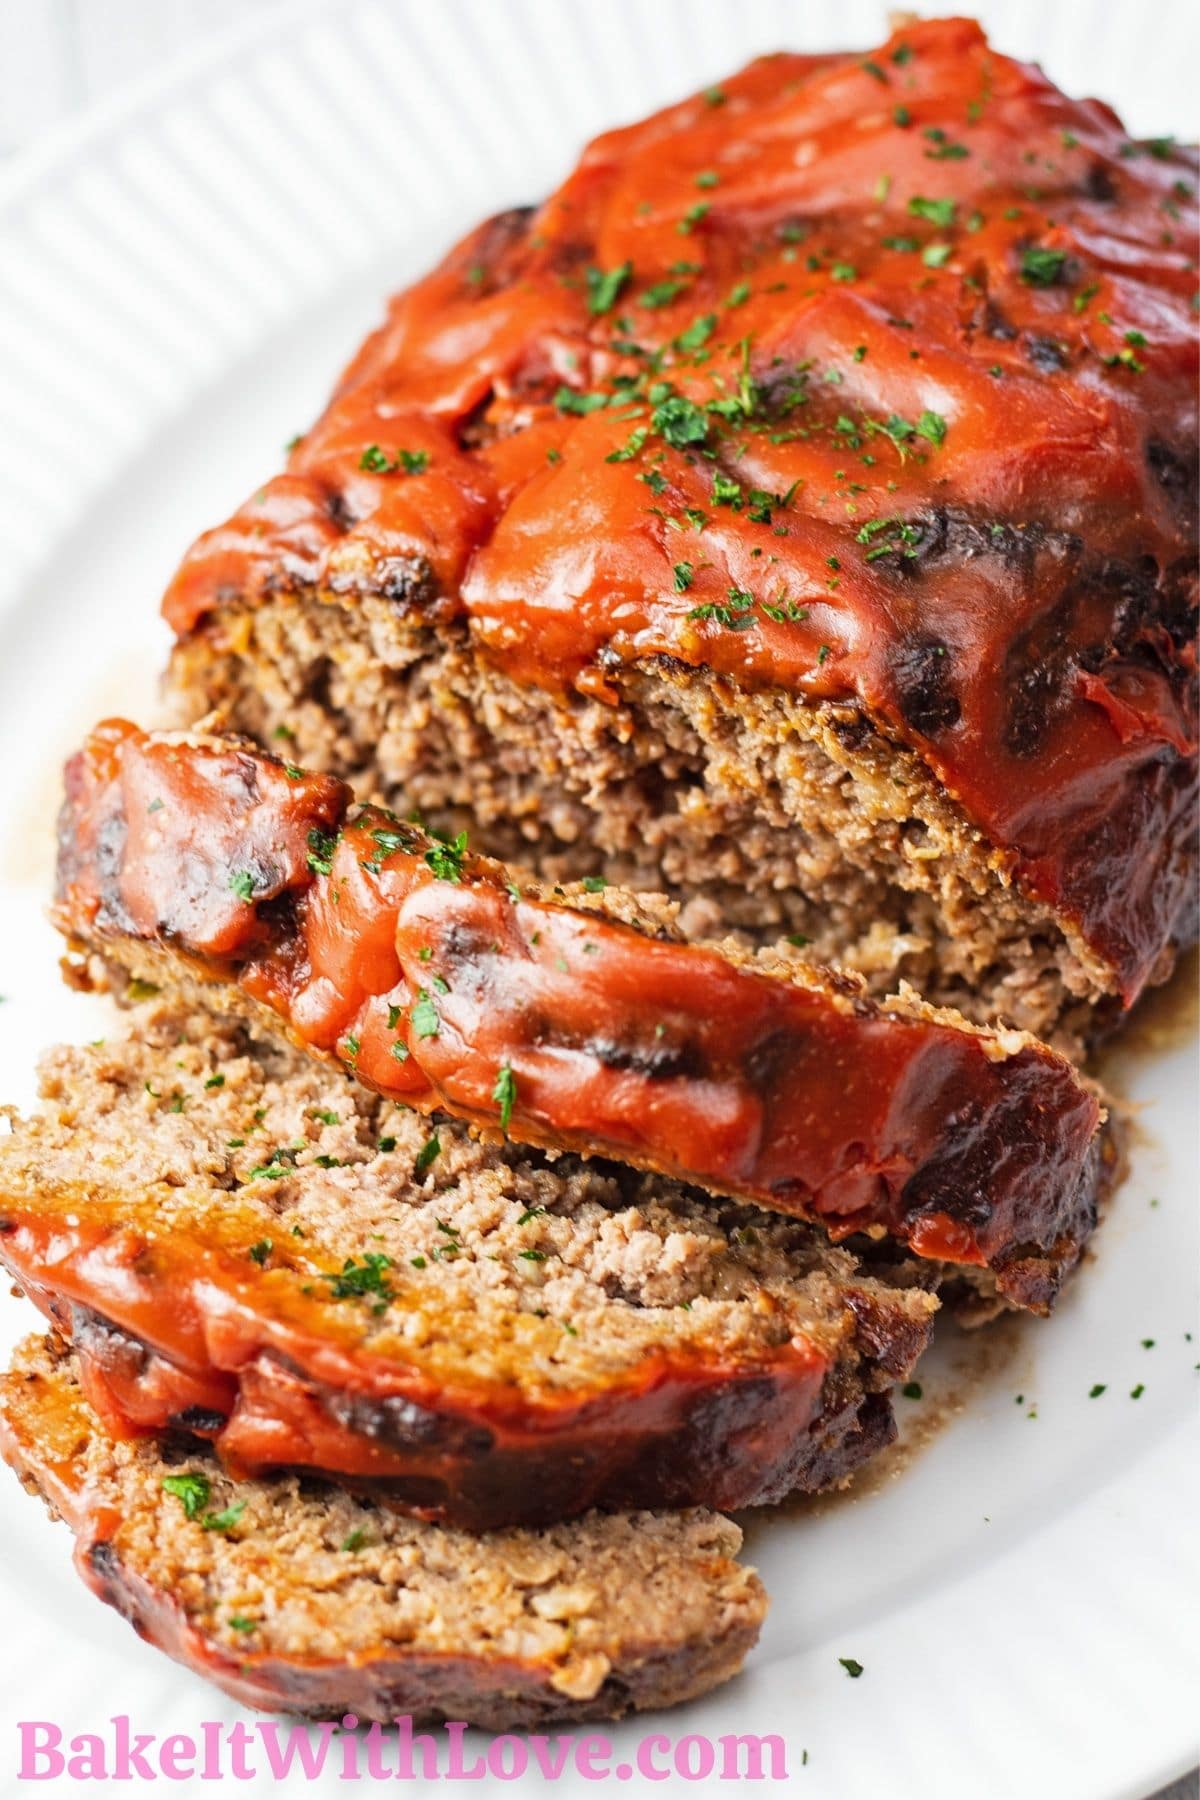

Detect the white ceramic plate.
xmin=0 ymin=4 xmax=1197 ymax=1797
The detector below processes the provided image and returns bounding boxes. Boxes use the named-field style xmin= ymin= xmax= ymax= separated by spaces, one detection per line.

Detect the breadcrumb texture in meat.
xmin=162 ymin=16 xmax=1199 ymax=1039
xmin=0 ymin=1337 xmax=767 ymax=1728
xmin=0 ymin=1004 xmax=936 ymax=1524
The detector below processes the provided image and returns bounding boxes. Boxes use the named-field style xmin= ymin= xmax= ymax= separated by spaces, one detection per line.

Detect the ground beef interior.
xmin=0 ymin=1336 xmax=767 ymax=1728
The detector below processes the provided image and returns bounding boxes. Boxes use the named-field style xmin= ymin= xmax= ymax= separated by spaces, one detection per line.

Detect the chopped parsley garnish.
xmin=651 ymin=394 xmax=709 ymax=447
xmin=915 ymin=410 xmax=947 ymax=445
xmin=606 ymin=427 xmax=648 ymax=464
xmin=324 ymin=1252 xmax=393 ymax=1301
xmin=492 ymin=1061 xmax=517 ymax=1132
xmin=205 ymin=1073 xmax=225 ymax=1090
xmin=415 ymin=1132 xmax=441 ymax=1174
xmin=228 ymin=1616 xmax=258 ymax=1633
xmin=901 ymin=1381 xmax=923 ymax=1400
xmin=410 ymin=990 xmax=440 ymax=1038
xmin=362 ymin=826 xmax=412 ymax=873
xmin=201 ymin=1500 xmax=247 ymax=1534
xmin=518 ymin=1248 xmax=547 ymax=1262
xmin=839 ymin=1658 xmax=864 ymax=1678
xmin=673 ymin=561 xmax=695 ymax=592
xmin=554 ymin=385 xmax=610 ymax=416
xmin=676 ymin=312 xmax=717 ymax=351
xmin=581 ymin=875 xmax=607 ymax=892
xmin=922 ymin=241 xmax=953 ymax=268
xmin=248 ymin=1239 xmax=272 ymax=1265
xmin=923 ymin=126 xmax=968 ymax=160
xmin=586 ymin=261 xmax=632 ymax=316
xmin=907 ymin=195 xmax=957 ymax=227
xmin=311 ymin=1108 xmax=339 ymax=1126
xmin=340 ymin=1528 xmax=369 ymax=1554
xmin=358 ymin=444 xmax=429 ymax=474
xmin=162 ymin=1473 xmax=211 ymax=1520
xmin=639 ymin=278 xmax=690 ymax=309
xmin=893 ymin=104 xmax=912 ymax=128
xmin=424 ymin=830 xmax=468 ymax=883
xmin=1089 ymin=1383 xmax=1107 ymax=1398
xmin=306 ymin=828 xmax=338 ymax=877
xmin=1019 ymin=245 xmax=1068 ymax=287
xmin=228 ymin=869 xmax=256 ymax=901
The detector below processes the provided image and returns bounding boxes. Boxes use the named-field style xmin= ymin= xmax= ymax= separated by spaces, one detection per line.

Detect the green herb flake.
xmin=306 ymin=828 xmax=338 ymax=877
xmin=340 ymin=1528 xmax=369 ymax=1554
xmin=162 ymin=1472 xmax=212 ymax=1520
xmin=586 ymin=260 xmax=632 ymax=316
xmin=411 ymin=991 xmax=440 ymax=1038
xmin=492 ymin=1061 xmax=517 ymax=1132
xmin=248 ymin=1239 xmax=273 ymax=1266
xmin=424 ymin=830 xmax=468 ymax=883
xmin=839 ymin=1658 xmax=864 ymax=1679
xmin=901 ymin=1381 xmax=923 ymax=1400
xmin=228 ymin=869 xmax=256 ymax=902
xmin=201 ymin=1500 xmax=248 ymax=1535
xmin=673 ymin=560 xmax=695 ymax=592
xmin=907 ymin=195 xmax=957 ymax=227
xmin=324 ymin=1252 xmax=393 ymax=1302
xmin=1019 ymin=245 xmax=1068 ymax=287
xmin=651 ymin=394 xmax=709 ymax=448
xmin=415 ymin=1132 xmax=441 ymax=1174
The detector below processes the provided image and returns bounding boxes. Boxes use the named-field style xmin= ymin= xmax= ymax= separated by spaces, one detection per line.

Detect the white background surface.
xmin=0 ymin=5 xmax=1197 ymax=1798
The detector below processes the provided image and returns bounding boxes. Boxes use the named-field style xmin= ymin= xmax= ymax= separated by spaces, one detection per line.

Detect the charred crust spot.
xmin=71 ymin=1304 xmax=149 ymax=1373
xmin=585 ymin=1034 xmax=706 ymax=1080
xmin=88 ymin=1540 xmax=121 ymax=1584
xmin=327 ymin=1388 xmax=494 ymax=1457
xmin=460 ymin=205 xmax=538 ymax=293
xmin=374 ymin=556 xmax=438 ymax=612
xmin=983 ymin=301 xmax=1017 ymax=340
xmin=1146 ymin=437 xmax=1199 ymax=529
xmin=1024 ymin=334 xmax=1070 ymax=372
xmin=169 ymin=1407 xmax=228 ymax=1436
xmin=841 ymin=1287 xmax=931 ymax=1380
xmin=1082 ymin=162 xmax=1118 ymax=202
xmin=326 ymin=489 xmax=357 ymax=532
xmin=1004 ymin=553 xmax=1194 ymax=756
xmin=828 ymin=707 xmax=873 ymax=752
xmin=889 ymin=639 xmax=961 ymax=737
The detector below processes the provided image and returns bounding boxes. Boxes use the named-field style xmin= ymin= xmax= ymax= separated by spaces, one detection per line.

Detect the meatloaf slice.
xmin=161 ymin=17 xmax=1198 ymax=1046
xmin=0 ymin=1336 xmax=766 ymax=1727
xmin=0 ymin=1002 xmax=937 ymax=1527
xmin=54 ymin=719 xmax=1108 ymax=1310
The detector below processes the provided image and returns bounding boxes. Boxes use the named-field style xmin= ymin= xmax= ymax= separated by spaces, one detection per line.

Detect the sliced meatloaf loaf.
xmin=54 ymin=720 xmax=1108 ymax=1309
xmin=0 ymin=1002 xmax=937 ymax=1527
xmin=161 ymin=16 xmax=1198 ymax=1046
xmin=0 ymin=1336 xmax=766 ymax=1726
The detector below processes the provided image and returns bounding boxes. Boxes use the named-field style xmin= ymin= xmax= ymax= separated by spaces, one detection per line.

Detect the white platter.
xmin=0 ymin=4 xmax=1196 ymax=1797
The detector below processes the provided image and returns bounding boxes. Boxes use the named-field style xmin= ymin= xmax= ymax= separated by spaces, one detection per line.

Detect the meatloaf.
xmin=161 ymin=16 xmax=1198 ymax=1046
xmin=0 ymin=1336 xmax=766 ymax=1726
xmin=0 ymin=1002 xmax=938 ymax=1527
xmin=54 ymin=719 xmax=1109 ymax=1309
